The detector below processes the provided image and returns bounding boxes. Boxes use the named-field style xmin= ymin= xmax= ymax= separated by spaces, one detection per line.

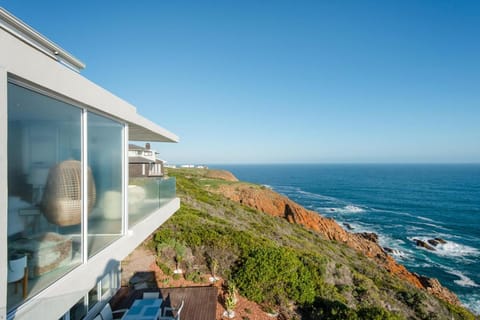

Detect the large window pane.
xmin=87 ymin=112 xmax=123 ymax=257
xmin=88 ymin=285 xmax=99 ymax=311
xmin=69 ymin=297 xmax=87 ymax=320
xmin=7 ymin=82 xmax=82 ymax=310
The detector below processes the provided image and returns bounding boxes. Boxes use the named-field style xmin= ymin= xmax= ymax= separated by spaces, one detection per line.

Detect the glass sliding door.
xmin=7 ymin=82 xmax=82 ymax=309
xmin=87 ymin=112 xmax=123 ymax=257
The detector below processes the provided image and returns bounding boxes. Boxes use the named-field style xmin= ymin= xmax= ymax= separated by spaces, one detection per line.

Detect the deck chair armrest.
xmin=112 ymin=308 xmax=129 ymax=318
xmin=162 ymin=306 xmax=174 ymax=316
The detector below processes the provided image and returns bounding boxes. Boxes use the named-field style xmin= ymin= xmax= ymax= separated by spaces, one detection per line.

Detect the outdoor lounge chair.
xmin=99 ymin=303 xmax=128 ymax=320
xmin=159 ymin=299 xmax=184 ymax=320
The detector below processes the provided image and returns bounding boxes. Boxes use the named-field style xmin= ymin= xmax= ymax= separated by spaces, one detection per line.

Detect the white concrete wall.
xmin=9 ymin=198 xmax=179 ymax=320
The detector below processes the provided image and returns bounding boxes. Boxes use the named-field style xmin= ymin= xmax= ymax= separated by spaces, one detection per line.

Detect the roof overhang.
xmin=128 ymin=113 xmax=178 ymax=143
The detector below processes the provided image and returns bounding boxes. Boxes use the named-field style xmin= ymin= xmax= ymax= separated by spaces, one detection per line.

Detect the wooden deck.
xmin=111 ymin=286 xmax=217 ymax=320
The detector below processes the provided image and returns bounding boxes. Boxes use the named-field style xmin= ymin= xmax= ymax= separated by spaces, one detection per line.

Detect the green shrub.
xmin=185 ymin=270 xmax=204 ymax=283
xmin=154 ymin=228 xmax=174 ymax=243
xmin=156 ymin=260 xmax=173 ymax=276
xmin=232 ymin=246 xmax=316 ymax=305
xmin=357 ymin=306 xmax=403 ymax=320
xmin=156 ymin=238 xmax=188 ymax=271
xmin=397 ymin=290 xmax=422 ymax=307
xmin=172 ymin=273 xmax=181 ymax=280
xmin=442 ymin=302 xmax=477 ymax=320
xmin=300 ymin=298 xmax=358 ymax=320
xmin=396 ymin=290 xmax=428 ymax=318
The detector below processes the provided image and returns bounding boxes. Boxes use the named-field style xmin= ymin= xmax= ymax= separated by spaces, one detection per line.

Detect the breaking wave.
xmin=435 ymin=241 xmax=480 ymax=258
xmin=408 ymin=236 xmax=480 ymax=258
xmin=326 ymin=205 xmax=366 ymax=214
xmin=296 ymin=189 xmax=341 ymax=202
xmin=446 ymin=269 xmax=480 ymax=288
xmin=459 ymin=294 xmax=480 ymax=315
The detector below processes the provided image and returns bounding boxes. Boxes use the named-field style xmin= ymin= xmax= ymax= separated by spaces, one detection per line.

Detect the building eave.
xmin=128 ymin=114 xmax=179 ymax=143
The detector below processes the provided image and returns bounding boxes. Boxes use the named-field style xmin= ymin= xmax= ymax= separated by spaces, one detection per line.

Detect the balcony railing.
xmin=128 ymin=177 xmax=176 ymax=227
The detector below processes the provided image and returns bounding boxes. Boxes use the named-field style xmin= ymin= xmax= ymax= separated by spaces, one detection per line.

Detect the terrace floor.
xmin=110 ymin=286 xmax=217 ymax=320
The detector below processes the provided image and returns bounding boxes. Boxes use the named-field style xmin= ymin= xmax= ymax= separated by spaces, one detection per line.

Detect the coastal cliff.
xmin=213 ymin=182 xmax=459 ymax=305
xmin=153 ymin=168 xmax=476 ymax=319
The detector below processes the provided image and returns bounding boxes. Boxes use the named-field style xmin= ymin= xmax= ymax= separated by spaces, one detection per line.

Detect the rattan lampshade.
xmin=41 ymin=160 xmax=96 ymax=226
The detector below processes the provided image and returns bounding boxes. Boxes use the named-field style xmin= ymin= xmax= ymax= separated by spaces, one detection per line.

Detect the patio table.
xmin=121 ymin=298 xmax=162 ymax=320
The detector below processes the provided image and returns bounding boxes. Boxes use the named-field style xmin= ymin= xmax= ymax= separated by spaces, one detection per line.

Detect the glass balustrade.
xmin=128 ymin=177 xmax=176 ymax=226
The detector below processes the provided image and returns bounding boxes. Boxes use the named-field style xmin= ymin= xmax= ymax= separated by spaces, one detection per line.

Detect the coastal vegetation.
xmin=152 ymin=168 xmax=476 ymax=319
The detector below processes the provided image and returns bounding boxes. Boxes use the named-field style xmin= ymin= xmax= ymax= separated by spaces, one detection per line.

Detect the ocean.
xmin=213 ymin=164 xmax=480 ymax=314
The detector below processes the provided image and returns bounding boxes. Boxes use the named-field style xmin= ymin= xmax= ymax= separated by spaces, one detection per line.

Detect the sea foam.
xmin=446 ymin=269 xmax=480 ymax=288
xmin=435 ymin=241 xmax=480 ymax=258
xmin=297 ymin=189 xmax=340 ymax=202
xmin=327 ymin=205 xmax=366 ymax=214
xmin=409 ymin=236 xmax=480 ymax=258
xmin=459 ymin=294 xmax=480 ymax=315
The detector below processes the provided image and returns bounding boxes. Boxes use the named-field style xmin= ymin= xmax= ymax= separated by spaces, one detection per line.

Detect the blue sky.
xmin=3 ymin=1 xmax=479 ymax=164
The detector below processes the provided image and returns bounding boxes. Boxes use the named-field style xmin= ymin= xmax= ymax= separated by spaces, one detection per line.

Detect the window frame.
xmin=6 ymin=75 xmax=128 ymax=313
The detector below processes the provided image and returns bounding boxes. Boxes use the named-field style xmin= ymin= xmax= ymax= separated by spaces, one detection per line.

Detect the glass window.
xmin=101 ymin=273 xmax=111 ymax=298
xmin=88 ymin=285 xmax=99 ymax=311
xmin=87 ymin=112 xmax=123 ymax=257
xmin=7 ymin=82 xmax=82 ymax=310
xmin=69 ymin=296 xmax=87 ymax=320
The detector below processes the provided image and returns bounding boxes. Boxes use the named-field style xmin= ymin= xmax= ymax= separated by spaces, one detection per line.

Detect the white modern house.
xmin=0 ymin=8 xmax=180 ymax=320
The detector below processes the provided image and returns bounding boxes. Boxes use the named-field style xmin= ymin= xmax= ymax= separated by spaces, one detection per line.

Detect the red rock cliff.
xmin=213 ymin=182 xmax=460 ymax=306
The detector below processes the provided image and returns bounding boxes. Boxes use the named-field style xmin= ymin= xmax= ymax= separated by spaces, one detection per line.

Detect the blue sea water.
xmin=213 ymin=164 xmax=480 ymax=314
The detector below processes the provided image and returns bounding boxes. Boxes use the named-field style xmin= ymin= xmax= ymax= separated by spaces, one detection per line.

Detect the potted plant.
xmin=173 ymin=240 xmax=186 ymax=274
xmin=223 ymin=294 xmax=237 ymax=319
xmin=227 ymin=281 xmax=238 ymax=304
xmin=208 ymin=257 xmax=219 ymax=282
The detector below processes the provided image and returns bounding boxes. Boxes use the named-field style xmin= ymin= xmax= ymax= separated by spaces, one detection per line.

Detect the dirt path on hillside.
xmin=121 ymin=244 xmax=157 ymax=286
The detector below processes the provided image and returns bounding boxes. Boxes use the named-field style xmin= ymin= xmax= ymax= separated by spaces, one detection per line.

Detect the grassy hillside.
xmin=151 ymin=168 xmax=476 ymax=319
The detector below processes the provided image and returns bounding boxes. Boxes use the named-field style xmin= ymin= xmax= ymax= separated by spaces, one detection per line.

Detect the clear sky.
xmin=3 ymin=1 xmax=479 ymax=164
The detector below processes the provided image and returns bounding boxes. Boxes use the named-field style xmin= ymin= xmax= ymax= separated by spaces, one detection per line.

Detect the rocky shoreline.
xmin=211 ymin=176 xmax=461 ymax=306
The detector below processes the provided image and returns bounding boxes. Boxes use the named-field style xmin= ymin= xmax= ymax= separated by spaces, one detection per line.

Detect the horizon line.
xmin=171 ymin=162 xmax=480 ymax=166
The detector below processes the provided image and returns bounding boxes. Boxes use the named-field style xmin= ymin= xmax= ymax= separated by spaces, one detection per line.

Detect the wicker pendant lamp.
xmin=41 ymin=160 xmax=96 ymax=226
